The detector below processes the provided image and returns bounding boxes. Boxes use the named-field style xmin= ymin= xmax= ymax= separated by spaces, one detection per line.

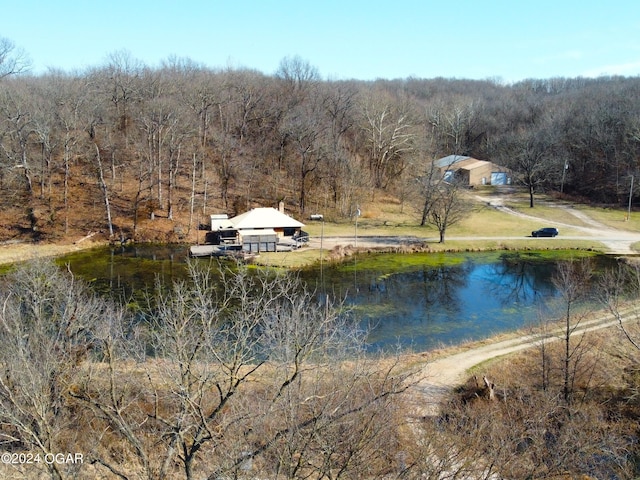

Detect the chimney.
xmin=278 ymin=201 xmax=284 ymax=213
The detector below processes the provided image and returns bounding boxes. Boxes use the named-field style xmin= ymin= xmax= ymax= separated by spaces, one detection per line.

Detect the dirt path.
xmin=408 ymin=308 xmax=632 ymax=417
xmin=309 ymin=198 xmax=640 ymax=417
xmin=478 ymin=194 xmax=640 ymax=255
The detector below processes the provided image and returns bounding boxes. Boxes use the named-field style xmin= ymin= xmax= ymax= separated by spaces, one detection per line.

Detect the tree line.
xmin=2 ymin=40 xmax=640 ymax=242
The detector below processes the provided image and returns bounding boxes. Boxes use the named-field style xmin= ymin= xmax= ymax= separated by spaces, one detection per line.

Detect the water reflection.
xmin=303 ymin=253 xmax=608 ymax=352
xmin=486 ymin=254 xmax=557 ymax=305
xmin=59 ymin=247 xmax=614 ymax=353
xmin=59 ymin=244 xmax=191 ymax=301
xmin=362 ymin=261 xmax=542 ymax=352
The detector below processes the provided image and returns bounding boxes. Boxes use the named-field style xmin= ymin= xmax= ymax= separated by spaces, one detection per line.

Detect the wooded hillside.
xmin=2 ymin=48 xmax=640 ymax=242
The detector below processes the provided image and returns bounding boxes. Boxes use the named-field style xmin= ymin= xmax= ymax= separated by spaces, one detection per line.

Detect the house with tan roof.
xmin=198 ymin=206 xmax=306 ymax=255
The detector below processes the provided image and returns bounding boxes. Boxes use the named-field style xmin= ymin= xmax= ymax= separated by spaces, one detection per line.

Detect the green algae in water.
xmin=57 ymin=244 xmax=191 ymax=301
xmin=310 ymin=249 xmax=618 ymax=351
xmin=333 ymin=251 xmax=471 ymax=274
xmin=334 ymin=249 xmax=599 ymax=274
xmin=499 ymin=249 xmax=599 ymax=264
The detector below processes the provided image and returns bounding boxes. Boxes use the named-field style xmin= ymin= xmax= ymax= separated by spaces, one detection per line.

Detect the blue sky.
xmin=2 ymin=0 xmax=639 ymax=82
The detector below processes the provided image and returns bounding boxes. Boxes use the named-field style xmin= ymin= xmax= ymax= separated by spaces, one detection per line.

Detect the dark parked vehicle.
xmin=531 ymin=227 xmax=559 ymax=237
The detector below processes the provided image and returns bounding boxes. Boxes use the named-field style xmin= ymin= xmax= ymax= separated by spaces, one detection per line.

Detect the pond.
xmin=58 ymin=245 xmax=616 ymax=352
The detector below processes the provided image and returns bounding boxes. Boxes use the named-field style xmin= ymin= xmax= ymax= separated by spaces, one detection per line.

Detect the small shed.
xmin=210 ymin=214 xmax=233 ymax=230
xmin=207 ymin=214 xmax=237 ymax=244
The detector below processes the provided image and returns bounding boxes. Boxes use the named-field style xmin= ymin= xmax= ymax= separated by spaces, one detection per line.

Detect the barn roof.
xmin=434 ymin=155 xmax=472 ymax=168
xmin=459 ymin=159 xmax=489 ymax=170
xmin=230 ymin=207 xmax=305 ymax=230
xmin=435 ymin=155 xmax=501 ymax=171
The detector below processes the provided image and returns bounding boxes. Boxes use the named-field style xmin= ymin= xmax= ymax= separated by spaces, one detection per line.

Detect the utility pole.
xmin=320 ymin=216 xmax=324 ymax=286
xmin=355 ymin=207 xmax=361 ymax=247
xmin=628 ymin=175 xmax=634 ymax=221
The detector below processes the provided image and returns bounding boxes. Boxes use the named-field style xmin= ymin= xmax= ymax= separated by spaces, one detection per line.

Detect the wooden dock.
xmin=189 ymin=244 xmax=257 ymax=262
xmin=189 ymin=245 xmax=223 ymax=257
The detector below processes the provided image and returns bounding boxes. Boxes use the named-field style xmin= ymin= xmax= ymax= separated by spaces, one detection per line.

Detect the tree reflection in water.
xmin=311 ymin=252 xmax=614 ymax=352
xmin=486 ymin=252 xmax=558 ymax=306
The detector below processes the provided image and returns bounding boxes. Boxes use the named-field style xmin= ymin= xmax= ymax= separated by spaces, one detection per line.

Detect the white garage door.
xmin=491 ymin=172 xmax=507 ymax=185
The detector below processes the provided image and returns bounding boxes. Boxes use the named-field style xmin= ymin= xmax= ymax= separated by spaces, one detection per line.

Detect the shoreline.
xmin=0 ymin=240 xmax=109 ymax=267
xmin=0 ymin=236 xmax=616 ymax=270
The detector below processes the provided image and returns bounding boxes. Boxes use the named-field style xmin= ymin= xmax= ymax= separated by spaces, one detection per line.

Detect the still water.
xmin=59 ymin=246 xmax=614 ymax=352
xmin=301 ymin=253 xmax=561 ymax=351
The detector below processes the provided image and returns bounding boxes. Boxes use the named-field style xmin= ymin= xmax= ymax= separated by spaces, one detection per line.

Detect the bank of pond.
xmin=58 ymin=245 xmax=619 ymax=352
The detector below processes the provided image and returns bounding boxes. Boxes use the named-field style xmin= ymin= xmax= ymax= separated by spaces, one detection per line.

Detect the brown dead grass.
xmin=0 ymin=240 xmax=108 ymax=267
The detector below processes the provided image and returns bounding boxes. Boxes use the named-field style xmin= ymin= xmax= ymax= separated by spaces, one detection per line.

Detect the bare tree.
xmin=102 ymin=50 xmax=144 ymax=144
xmin=65 ymin=260 xmax=412 ymax=480
xmin=320 ymin=83 xmax=355 ymax=207
xmin=0 ymin=83 xmax=41 ymax=234
xmin=172 ymin=64 xmax=224 ymax=215
xmin=275 ymin=55 xmax=320 ymax=110
xmin=0 ymin=36 xmax=30 ymax=78
xmin=601 ymin=262 xmax=640 ymax=351
xmin=489 ymin=98 xmax=563 ymax=207
xmin=412 ymin=156 xmax=447 ymax=227
xmin=30 ymin=95 xmax=56 ymax=201
xmin=280 ymin=102 xmax=326 ymax=213
xmin=0 ymin=85 xmax=34 ymax=194
xmin=551 ymin=259 xmax=594 ymax=404
xmin=143 ymin=262 xmax=271 ymax=480
xmin=91 ymin=134 xmax=115 ymax=237
xmin=428 ymin=178 xmax=471 ymax=243
xmin=50 ymin=73 xmax=86 ymax=234
xmin=0 ymin=260 xmax=109 ymax=480
xmin=427 ymin=100 xmax=483 ymax=156
xmin=136 ymin=87 xmax=189 ymax=220
xmin=358 ymin=91 xmax=417 ymax=189
xmin=253 ymin=354 xmax=406 ymax=479
xmin=69 ymin=303 xmax=154 ymax=480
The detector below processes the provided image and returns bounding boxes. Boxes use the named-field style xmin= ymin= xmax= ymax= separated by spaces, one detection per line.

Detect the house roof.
xmin=238 ymin=228 xmax=277 ymax=237
xmin=230 ymin=207 xmax=305 ymax=230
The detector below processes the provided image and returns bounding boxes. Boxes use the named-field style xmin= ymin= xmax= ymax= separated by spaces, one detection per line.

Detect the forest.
xmin=2 ymin=40 xmax=640 ymax=243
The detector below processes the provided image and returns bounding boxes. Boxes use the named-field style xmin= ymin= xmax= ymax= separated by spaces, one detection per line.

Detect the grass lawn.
xmin=255 ymin=188 xmax=615 ymax=268
xmin=577 ymin=204 xmax=640 ymax=231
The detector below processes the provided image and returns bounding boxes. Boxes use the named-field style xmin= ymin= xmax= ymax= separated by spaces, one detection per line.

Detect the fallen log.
xmin=74 ymin=232 xmax=96 ymax=245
